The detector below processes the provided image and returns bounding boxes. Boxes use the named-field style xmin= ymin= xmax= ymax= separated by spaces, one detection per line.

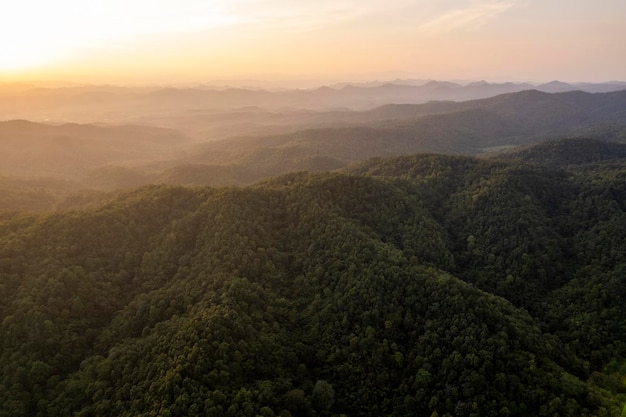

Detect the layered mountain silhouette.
xmin=2 ymin=74 xmax=626 ymax=416
xmin=1 ymin=79 xmax=624 ymax=123
xmin=1 ymin=89 xmax=625 ymax=194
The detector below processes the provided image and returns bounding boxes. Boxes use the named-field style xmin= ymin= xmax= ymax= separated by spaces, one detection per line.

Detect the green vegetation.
xmin=1 ymin=139 xmax=625 ymax=416
xmin=504 ymin=138 xmax=626 ymax=168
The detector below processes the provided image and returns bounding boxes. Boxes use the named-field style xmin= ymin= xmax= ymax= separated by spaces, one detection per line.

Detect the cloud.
xmin=419 ymin=0 xmax=516 ymax=34
xmin=224 ymin=0 xmax=420 ymax=31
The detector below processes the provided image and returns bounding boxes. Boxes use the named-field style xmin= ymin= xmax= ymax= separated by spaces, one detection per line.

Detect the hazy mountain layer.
xmin=2 ymin=80 xmax=624 ymax=123
xmin=0 ymin=120 xmax=192 ymax=179
xmin=160 ymin=90 xmax=626 ymax=186
xmin=1 ymin=90 xmax=625 ymax=199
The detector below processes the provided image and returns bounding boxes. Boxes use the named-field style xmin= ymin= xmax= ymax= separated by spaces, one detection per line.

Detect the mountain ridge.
xmin=1 ymin=149 xmax=625 ymax=416
xmin=1 ymin=89 xmax=626 ymax=211
xmin=2 ymin=79 xmax=624 ymax=123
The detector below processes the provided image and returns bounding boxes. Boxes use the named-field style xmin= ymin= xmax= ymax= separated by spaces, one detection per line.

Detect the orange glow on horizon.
xmin=0 ymin=0 xmax=624 ymax=85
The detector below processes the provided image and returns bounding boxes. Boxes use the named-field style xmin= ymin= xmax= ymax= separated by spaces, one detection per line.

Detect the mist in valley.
xmin=1 ymin=79 xmax=625 ymax=211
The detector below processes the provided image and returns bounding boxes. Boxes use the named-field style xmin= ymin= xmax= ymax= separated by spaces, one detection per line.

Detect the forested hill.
xmin=502 ymin=138 xmax=626 ymax=167
xmin=1 ymin=147 xmax=626 ymax=416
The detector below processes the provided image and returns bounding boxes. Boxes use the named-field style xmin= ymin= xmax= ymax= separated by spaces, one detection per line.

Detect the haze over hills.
xmin=2 ymin=76 xmax=626 ymax=417
xmin=1 ymin=79 xmax=625 ymax=125
xmin=1 ymin=88 xmax=625 ymax=200
xmin=0 ymin=120 xmax=192 ymax=179
xmin=2 ymin=0 xmax=625 ymax=414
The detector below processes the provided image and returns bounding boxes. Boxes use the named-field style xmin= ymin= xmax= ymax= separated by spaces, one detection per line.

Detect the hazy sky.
xmin=1 ymin=0 xmax=624 ymax=85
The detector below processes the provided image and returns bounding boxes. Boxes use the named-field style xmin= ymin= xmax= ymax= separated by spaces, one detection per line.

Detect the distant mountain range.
xmin=166 ymin=89 xmax=626 ymax=183
xmin=3 ymin=77 xmax=626 ymax=417
xmin=1 ymin=80 xmax=624 ymax=125
xmin=1 ymin=89 xmax=625 ymax=194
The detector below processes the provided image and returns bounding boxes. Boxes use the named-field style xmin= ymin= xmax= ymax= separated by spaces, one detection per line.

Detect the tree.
xmin=312 ymin=380 xmax=335 ymax=415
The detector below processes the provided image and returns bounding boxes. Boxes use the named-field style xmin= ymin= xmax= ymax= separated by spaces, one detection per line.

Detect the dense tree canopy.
xmin=1 ymin=139 xmax=625 ymax=416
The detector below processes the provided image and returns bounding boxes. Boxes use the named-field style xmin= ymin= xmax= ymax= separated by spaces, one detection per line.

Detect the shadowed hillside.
xmin=1 ymin=146 xmax=625 ymax=416
xmin=502 ymin=138 xmax=626 ymax=167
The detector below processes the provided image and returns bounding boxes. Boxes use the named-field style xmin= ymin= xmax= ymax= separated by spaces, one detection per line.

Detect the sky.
xmin=1 ymin=0 xmax=625 ymax=86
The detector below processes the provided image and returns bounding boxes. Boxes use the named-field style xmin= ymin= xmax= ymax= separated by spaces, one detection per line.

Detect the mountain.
xmin=1 ymin=145 xmax=625 ymax=416
xmin=537 ymin=81 xmax=577 ymax=93
xmin=574 ymin=81 xmax=626 ymax=93
xmin=166 ymin=90 xmax=626 ymax=185
xmin=2 ymin=90 xmax=625 ymax=198
xmin=503 ymin=138 xmax=626 ymax=167
xmin=2 ymin=80 xmax=624 ymax=125
xmin=0 ymin=120 xmax=193 ymax=180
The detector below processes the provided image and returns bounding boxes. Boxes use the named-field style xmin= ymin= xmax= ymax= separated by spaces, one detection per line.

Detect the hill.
xmin=0 ymin=120 xmax=193 ymax=180
xmin=1 ymin=147 xmax=625 ymax=416
xmin=169 ymin=90 xmax=626 ymax=185
xmin=502 ymin=138 xmax=626 ymax=167
xmin=1 ymin=90 xmax=625 ymax=210
xmin=2 ymin=80 xmax=624 ymax=124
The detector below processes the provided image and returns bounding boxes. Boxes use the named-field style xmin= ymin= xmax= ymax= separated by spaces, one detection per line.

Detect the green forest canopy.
xmin=1 ymin=140 xmax=626 ymax=416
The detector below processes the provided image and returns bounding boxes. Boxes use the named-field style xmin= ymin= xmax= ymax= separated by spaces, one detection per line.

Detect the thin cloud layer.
xmin=419 ymin=0 xmax=517 ymax=33
xmin=1 ymin=0 xmax=624 ymax=83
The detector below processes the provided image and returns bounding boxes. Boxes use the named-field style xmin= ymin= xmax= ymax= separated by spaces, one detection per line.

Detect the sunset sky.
xmin=1 ymin=0 xmax=624 ymax=85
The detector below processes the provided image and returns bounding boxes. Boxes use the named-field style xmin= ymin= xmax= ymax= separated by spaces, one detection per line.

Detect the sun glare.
xmin=0 ymin=32 xmax=74 ymax=72
xmin=0 ymin=1 xmax=109 ymax=72
xmin=0 ymin=0 xmax=243 ymax=74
